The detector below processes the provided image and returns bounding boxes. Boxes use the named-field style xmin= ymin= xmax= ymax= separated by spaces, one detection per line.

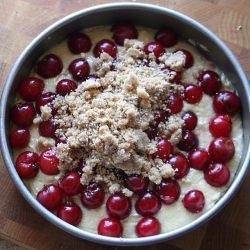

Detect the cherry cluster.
xmin=11 ymin=22 xmax=241 ymax=238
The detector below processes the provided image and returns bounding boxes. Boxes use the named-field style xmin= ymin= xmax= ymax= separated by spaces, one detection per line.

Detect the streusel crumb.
xmin=44 ymin=39 xmax=186 ymax=195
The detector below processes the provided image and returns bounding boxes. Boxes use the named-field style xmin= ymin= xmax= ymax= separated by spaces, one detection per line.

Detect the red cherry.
xmin=213 ymin=91 xmax=240 ymax=116
xmin=162 ymin=67 xmax=182 ymax=84
xmin=15 ymin=151 xmax=39 ymax=179
xmin=188 ymin=148 xmax=210 ymax=170
xmin=125 ymin=175 xmax=149 ymax=195
xmin=154 ymin=109 xmax=169 ymax=125
xmin=182 ymin=111 xmax=198 ymax=130
xmin=135 ymin=191 xmax=161 ymax=216
xmin=56 ymin=79 xmax=77 ymax=96
xmin=156 ymin=138 xmax=173 ymax=162
xmin=10 ymin=128 xmax=30 ymax=148
xmin=68 ymin=58 xmax=90 ymax=81
xmin=209 ymin=115 xmax=232 ymax=138
xmin=177 ymin=130 xmax=198 ymax=152
xmin=37 ymin=184 xmax=63 ymax=210
xmin=111 ymin=23 xmax=138 ymax=45
xmin=106 ymin=192 xmax=131 ymax=220
xmin=184 ymin=84 xmax=202 ymax=104
xmin=98 ymin=217 xmax=123 ymax=237
xmin=156 ymin=178 xmax=180 ymax=205
xmin=155 ymin=28 xmax=177 ymax=47
xmin=182 ymin=190 xmax=205 ymax=213
xmin=19 ymin=77 xmax=44 ymax=101
xmin=36 ymin=92 xmax=56 ymax=114
xmin=169 ymin=153 xmax=190 ymax=179
xmin=39 ymin=148 xmax=59 ymax=175
xmin=204 ymin=163 xmax=230 ymax=187
xmin=166 ymin=93 xmax=183 ymax=114
xmin=58 ymin=171 xmax=82 ymax=196
xmin=36 ymin=54 xmax=63 ymax=78
xmin=57 ymin=202 xmax=82 ymax=226
xmin=39 ymin=120 xmax=56 ymax=138
xmin=81 ymin=183 xmax=105 ymax=209
xmin=144 ymin=125 xmax=158 ymax=140
xmin=144 ymin=41 xmax=165 ymax=59
xmin=67 ymin=33 xmax=92 ymax=54
xmin=93 ymin=39 xmax=117 ymax=58
xmin=136 ymin=217 xmax=161 ymax=237
xmin=208 ymin=137 xmax=235 ymax=163
xmin=11 ymin=102 xmax=36 ymax=127
xmin=198 ymin=70 xmax=222 ymax=95
xmin=175 ymin=49 xmax=194 ymax=68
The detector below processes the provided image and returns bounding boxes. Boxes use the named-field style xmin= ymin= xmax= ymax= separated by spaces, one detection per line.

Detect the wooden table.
xmin=0 ymin=0 xmax=249 ymax=249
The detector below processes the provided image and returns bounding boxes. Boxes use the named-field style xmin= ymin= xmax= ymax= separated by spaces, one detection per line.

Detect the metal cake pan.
xmin=1 ymin=2 xmax=250 ymax=246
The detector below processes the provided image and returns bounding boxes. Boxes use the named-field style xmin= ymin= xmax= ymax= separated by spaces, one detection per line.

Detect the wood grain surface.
xmin=0 ymin=0 xmax=249 ymax=249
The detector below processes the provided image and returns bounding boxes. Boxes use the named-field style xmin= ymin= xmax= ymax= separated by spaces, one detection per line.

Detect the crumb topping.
xmin=40 ymin=39 xmax=186 ymax=195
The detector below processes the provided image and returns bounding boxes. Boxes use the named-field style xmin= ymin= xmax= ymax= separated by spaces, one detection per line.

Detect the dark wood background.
xmin=0 ymin=0 xmax=249 ymax=249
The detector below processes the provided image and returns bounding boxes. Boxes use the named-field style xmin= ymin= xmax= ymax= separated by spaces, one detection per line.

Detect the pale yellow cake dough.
xmin=13 ymin=26 xmax=242 ymax=238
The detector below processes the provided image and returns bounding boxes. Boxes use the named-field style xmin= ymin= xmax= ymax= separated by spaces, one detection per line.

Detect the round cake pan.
xmin=1 ymin=2 xmax=250 ymax=246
